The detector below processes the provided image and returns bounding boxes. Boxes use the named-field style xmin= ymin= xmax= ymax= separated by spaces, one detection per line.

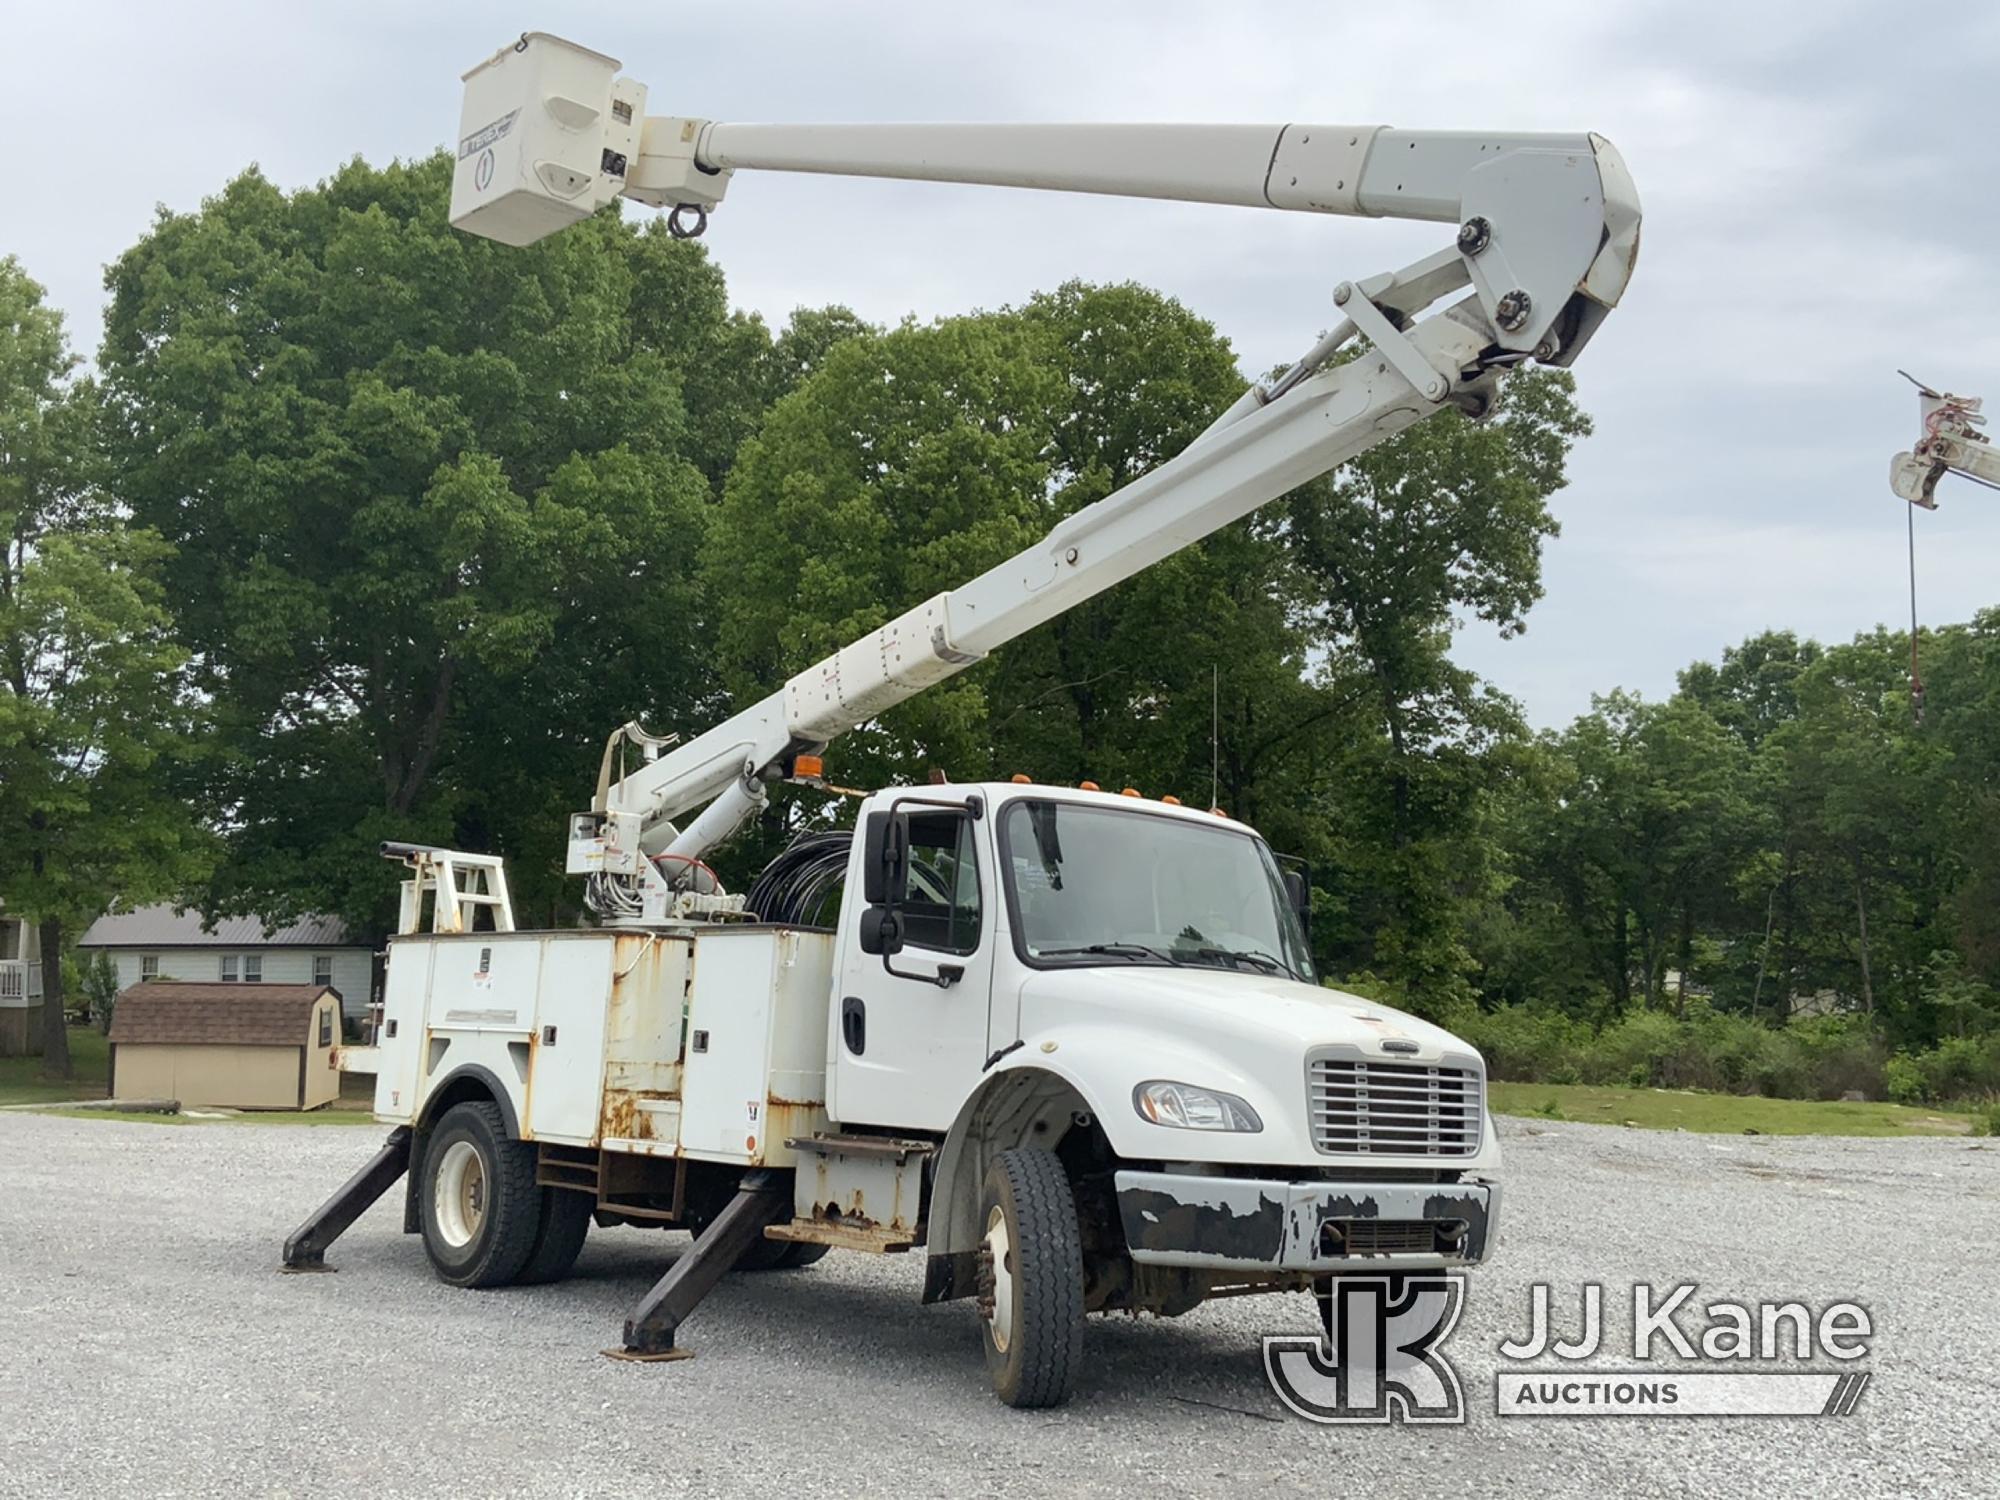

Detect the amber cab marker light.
xmin=1079 ymin=780 xmax=1100 ymax=792
xmin=1010 ymin=773 xmax=1032 ymax=784
xmin=793 ymin=753 xmax=825 ymax=779
xmin=1161 ymin=795 xmax=1182 ymax=806
xmin=1121 ymin=787 xmax=1142 ymax=798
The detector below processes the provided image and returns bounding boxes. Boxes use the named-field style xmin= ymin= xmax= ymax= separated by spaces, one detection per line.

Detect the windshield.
xmin=1000 ymin=799 xmax=1315 ymax=982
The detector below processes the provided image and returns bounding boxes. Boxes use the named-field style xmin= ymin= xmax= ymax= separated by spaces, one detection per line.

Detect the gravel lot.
xmin=1 ymin=1111 xmax=1994 ymax=1499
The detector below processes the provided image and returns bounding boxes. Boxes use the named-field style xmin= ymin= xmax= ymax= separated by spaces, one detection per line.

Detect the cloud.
xmin=2 ymin=0 xmax=1994 ymax=728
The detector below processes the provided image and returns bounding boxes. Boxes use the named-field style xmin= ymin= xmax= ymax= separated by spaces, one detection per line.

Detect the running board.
xmin=280 ymin=1126 xmax=413 ymax=1272
xmin=764 ymin=1218 xmax=918 ymax=1253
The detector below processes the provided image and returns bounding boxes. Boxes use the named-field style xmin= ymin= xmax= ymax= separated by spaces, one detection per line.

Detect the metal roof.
xmin=79 ymin=903 xmax=360 ymax=949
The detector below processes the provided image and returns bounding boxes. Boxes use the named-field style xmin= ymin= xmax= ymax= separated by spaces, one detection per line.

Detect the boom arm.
xmin=1892 ymin=380 xmax=1997 ymax=509
xmin=448 ymin=32 xmax=1642 ymax=919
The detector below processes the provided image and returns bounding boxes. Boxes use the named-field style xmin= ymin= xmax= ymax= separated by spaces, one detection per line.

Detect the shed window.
xmin=140 ymin=955 xmax=160 ymax=980
xmin=243 ymin=955 xmax=262 ymax=983
xmin=313 ymin=954 xmax=334 ymax=987
xmin=319 ymin=1006 xmax=333 ymax=1048
xmin=220 ymin=955 xmax=238 ymax=982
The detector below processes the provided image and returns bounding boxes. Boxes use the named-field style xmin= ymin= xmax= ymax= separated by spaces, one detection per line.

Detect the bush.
xmin=80 ymin=951 xmax=121 ymax=1034
xmin=1452 ymin=1004 xmax=1586 ymax=1082
xmin=1884 ymin=1035 xmax=2000 ymax=1104
xmin=1457 ymin=1000 xmax=1890 ymax=1100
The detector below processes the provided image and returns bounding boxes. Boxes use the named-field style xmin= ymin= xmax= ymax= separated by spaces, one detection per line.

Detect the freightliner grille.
xmin=1308 ymin=1053 xmax=1483 ymax=1157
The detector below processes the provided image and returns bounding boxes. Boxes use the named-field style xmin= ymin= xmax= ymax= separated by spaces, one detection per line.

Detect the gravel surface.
xmin=1 ymin=1112 xmax=1994 ymax=1499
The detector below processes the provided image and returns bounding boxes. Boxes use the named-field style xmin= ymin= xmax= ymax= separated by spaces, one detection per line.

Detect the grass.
xmin=0 ymin=1025 xmax=110 ymax=1105
xmin=2 ymin=1024 xmax=376 ymax=1125
xmin=1488 ymin=1080 xmax=1981 ymax=1137
xmin=32 ymin=1106 xmax=378 ymax=1127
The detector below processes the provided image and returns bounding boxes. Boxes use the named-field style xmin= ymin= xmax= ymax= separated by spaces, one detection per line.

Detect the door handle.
xmin=841 ymin=996 xmax=866 ymax=1055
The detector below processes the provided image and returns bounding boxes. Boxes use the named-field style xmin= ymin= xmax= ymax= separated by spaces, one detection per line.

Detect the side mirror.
xmin=857 ymin=904 xmax=905 ymax=956
xmin=1283 ymin=869 xmax=1310 ymax=919
xmin=861 ymin=811 xmax=909 ymax=905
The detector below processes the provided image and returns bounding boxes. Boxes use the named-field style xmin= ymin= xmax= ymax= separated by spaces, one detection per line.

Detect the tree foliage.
xmin=0 ymin=257 xmax=210 ymax=1077
xmin=95 ymin=155 xmax=858 ymax=930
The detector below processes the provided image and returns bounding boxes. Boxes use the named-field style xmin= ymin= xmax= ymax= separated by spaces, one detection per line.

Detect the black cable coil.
xmin=743 ymin=829 xmax=854 ymax=927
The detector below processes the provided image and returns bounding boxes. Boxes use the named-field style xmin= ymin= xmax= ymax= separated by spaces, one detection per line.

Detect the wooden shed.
xmin=108 ymin=983 xmax=344 ymax=1110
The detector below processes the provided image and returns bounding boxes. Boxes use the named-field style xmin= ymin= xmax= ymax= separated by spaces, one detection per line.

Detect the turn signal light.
xmin=793 ymin=753 xmax=825 ymax=779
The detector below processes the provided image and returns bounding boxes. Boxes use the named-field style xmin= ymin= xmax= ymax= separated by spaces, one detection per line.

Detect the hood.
xmin=1016 ymin=962 xmax=1479 ymax=1066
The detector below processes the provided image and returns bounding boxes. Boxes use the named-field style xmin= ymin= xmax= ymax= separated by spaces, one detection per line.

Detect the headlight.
xmin=1132 ymin=1080 xmax=1263 ymax=1132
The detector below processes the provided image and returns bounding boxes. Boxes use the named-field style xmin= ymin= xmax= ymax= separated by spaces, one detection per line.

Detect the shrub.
xmin=1459 ymin=1000 xmax=1890 ymax=1100
xmin=1884 ymin=1054 xmax=1924 ymax=1105
xmin=1885 ymin=1035 xmax=2000 ymax=1104
xmin=81 ymin=952 xmax=121 ymax=1034
xmin=1451 ymin=1004 xmax=1584 ymax=1083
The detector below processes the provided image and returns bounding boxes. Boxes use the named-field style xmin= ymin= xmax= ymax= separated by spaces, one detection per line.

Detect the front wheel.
xmin=978 ymin=1149 xmax=1085 ymax=1408
xmin=418 ymin=1101 xmax=541 ymax=1288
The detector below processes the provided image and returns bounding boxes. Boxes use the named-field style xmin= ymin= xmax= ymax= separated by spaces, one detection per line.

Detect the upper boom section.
xmin=450 ymin=32 xmax=1639 ymax=363
xmin=446 ymin=30 xmax=1642 ymax=897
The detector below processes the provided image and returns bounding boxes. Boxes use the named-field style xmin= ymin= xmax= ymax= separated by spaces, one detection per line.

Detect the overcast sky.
xmin=6 ymin=1 xmax=1997 ymax=727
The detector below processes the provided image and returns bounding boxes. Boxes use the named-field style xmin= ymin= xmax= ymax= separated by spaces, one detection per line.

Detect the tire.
xmin=418 ymin=1101 xmax=541 ymax=1289
xmin=729 ymin=1233 xmax=797 ymax=1272
xmin=721 ymin=1230 xmax=825 ymax=1271
xmin=978 ymin=1148 xmax=1086 ymax=1408
xmin=517 ymin=1188 xmax=592 ymax=1285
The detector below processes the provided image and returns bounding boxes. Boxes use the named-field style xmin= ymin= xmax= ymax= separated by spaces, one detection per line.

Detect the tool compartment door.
xmin=373 ymin=939 xmax=433 ymax=1120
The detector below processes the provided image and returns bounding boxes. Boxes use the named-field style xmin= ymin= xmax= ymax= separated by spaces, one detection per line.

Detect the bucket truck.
xmin=282 ymin=31 xmax=1641 ymax=1408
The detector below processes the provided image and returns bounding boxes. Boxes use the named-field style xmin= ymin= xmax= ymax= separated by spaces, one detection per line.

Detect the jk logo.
xmin=1263 ymin=1274 xmax=1467 ymax=1424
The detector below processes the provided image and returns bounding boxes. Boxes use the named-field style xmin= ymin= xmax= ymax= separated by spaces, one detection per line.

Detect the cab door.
xmin=831 ymin=799 xmax=996 ymax=1132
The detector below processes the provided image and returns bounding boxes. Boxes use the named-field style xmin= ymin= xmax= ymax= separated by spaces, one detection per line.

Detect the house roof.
xmin=108 ymin=983 xmax=339 ymax=1047
xmin=79 ymin=903 xmax=359 ymax=950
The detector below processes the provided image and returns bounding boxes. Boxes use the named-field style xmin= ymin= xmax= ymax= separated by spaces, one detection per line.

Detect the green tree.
xmin=704 ymin=281 xmax=1328 ymax=885
xmin=0 ymin=258 xmax=211 ymax=1078
xmin=1284 ymin=367 xmax=1592 ymax=1008
xmin=96 ymin=156 xmax=772 ymax=931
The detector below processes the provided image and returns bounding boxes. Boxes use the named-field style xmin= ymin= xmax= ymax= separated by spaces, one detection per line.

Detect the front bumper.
xmin=1114 ymin=1170 xmax=1498 ymax=1272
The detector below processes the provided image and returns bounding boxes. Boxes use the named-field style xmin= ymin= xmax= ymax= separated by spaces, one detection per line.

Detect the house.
xmin=107 ymin=983 xmax=344 ymax=1110
xmin=0 ymin=912 xmax=46 ymax=1057
xmin=79 ymin=905 xmax=374 ymax=1028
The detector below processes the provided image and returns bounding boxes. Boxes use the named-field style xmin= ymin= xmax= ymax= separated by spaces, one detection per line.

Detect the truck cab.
xmin=836 ymin=784 xmax=1498 ymax=1335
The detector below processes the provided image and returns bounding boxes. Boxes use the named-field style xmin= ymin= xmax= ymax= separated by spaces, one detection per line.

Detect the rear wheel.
xmin=978 ymin=1148 xmax=1085 ymax=1408
xmin=419 ymin=1102 xmax=540 ymax=1289
xmin=517 ymin=1188 xmax=593 ymax=1284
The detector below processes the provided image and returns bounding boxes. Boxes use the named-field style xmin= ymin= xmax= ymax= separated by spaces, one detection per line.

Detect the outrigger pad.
xmin=280 ymin=1126 xmax=414 ymax=1272
xmin=615 ymin=1168 xmax=791 ymax=1359
xmin=601 ymin=1346 xmax=697 ymax=1363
